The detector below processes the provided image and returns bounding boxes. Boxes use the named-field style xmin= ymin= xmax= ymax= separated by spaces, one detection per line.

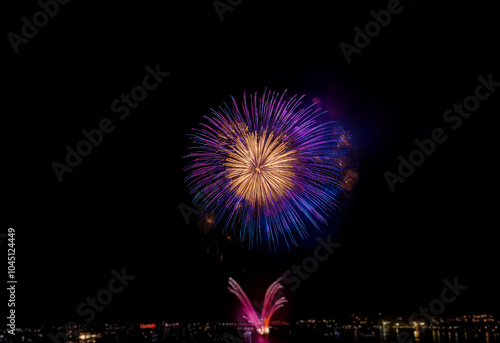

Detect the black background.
xmin=1 ymin=0 xmax=499 ymax=327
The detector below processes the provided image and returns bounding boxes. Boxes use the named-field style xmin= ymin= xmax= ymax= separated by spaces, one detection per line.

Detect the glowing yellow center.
xmin=224 ymin=130 xmax=296 ymax=206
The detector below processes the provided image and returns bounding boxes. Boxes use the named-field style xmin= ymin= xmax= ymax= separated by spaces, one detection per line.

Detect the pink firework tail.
xmin=228 ymin=277 xmax=287 ymax=335
xmin=228 ymin=277 xmax=261 ymax=325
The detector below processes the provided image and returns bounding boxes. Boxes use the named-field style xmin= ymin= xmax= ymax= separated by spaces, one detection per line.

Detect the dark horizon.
xmin=13 ymin=311 xmax=500 ymax=328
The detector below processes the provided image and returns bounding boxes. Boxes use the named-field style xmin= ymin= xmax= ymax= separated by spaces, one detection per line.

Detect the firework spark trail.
xmin=261 ymin=278 xmax=287 ymax=328
xmin=185 ymin=89 xmax=351 ymax=248
xmin=228 ymin=277 xmax=287 ymax=335
xmin=228 ymin=278 xmax=262 ymax=326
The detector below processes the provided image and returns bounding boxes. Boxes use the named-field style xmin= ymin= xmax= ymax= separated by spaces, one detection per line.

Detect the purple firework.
xmin=184 ymin=89 xmax=348 ymax=248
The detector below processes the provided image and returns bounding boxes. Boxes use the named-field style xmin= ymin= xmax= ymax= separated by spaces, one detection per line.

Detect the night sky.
xmin=2 ymin=0 xmax=499 ymax=328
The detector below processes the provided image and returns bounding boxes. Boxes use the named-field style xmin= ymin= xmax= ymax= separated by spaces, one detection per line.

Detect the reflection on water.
xmin=242 ymin=328 xmax=500 ymax=343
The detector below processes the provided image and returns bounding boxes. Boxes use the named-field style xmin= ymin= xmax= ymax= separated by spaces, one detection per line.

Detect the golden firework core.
xmin=224 ymin=129 xmax=296 ymax=207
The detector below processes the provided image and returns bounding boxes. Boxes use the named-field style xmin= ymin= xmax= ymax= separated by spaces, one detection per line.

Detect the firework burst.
xmin=184 ymin=89 xmax=352 ymax=248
